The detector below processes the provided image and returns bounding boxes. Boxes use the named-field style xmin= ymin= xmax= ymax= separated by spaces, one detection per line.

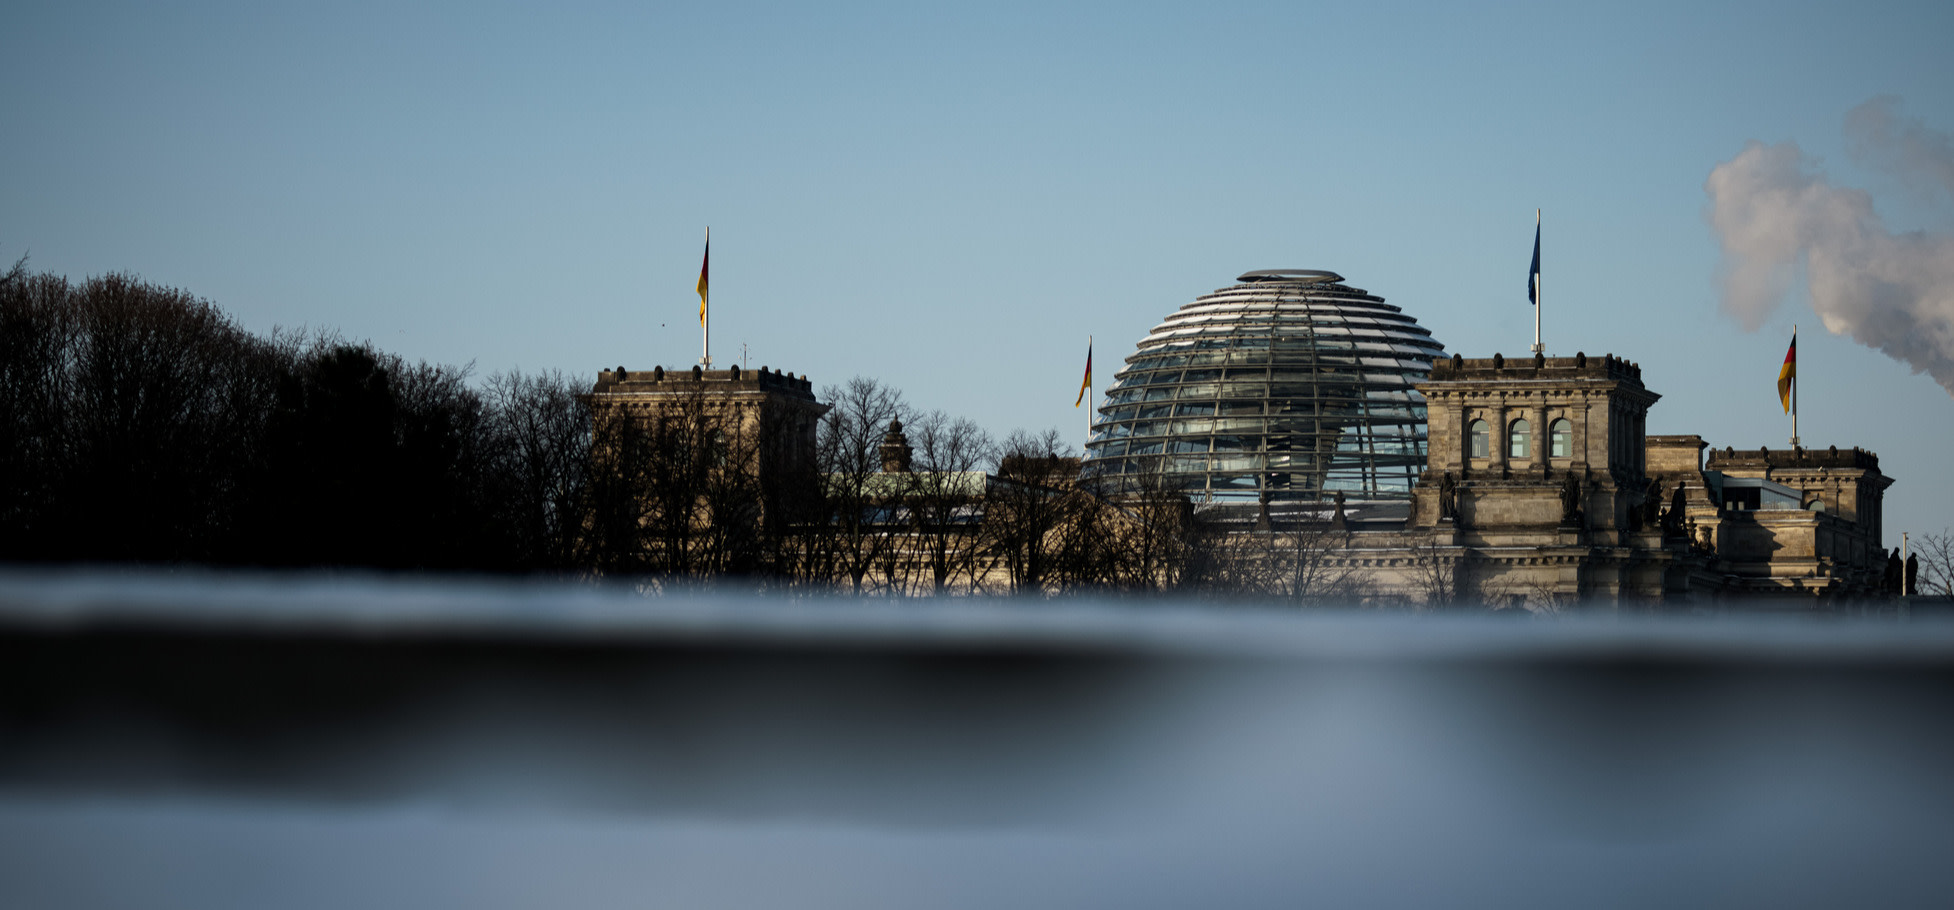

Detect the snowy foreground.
xmin=2 ymin=571 xmax=1952 ymax=909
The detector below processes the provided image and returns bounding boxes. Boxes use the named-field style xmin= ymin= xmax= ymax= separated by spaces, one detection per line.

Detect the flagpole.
xmin=1531 ymin=209 xmax=1543 ymax=355
xmin=701 ymin=227 xmax=712 ymax=368
xmin=1790 ymin=324 xmax=1798 ymax=447
xmin=1084 ymin=334 xmax=1092 ymax=450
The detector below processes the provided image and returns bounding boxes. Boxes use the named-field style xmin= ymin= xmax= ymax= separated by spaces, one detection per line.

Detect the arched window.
xmin=1509 ymin=418 xmax=1532 ymax=458
xmin=1549 ymin=418 xmax=1572 ymax=458
xmin=1469 ymin=419 xmax=1490 ymax=458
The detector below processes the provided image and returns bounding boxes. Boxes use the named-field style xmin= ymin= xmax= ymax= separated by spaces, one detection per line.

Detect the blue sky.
xmin=5 ymin=0 xmax=1953 ymax=540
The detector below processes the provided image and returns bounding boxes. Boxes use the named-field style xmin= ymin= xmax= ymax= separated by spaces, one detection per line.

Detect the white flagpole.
xmin=1084 ymin=334 xmax=1093 ymax=449
xmin=1531 ymin=209 xmax=1543 ymax=355
xmin=701 ymin=227 xmax=712 ymax=368
xmin=1791 ymin=324 xmax=1799 ymax=446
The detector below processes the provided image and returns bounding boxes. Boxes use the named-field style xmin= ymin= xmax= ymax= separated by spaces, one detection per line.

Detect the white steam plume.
xmin=1845 ymin=96 xmax=1954 ymax=201
xmin=1705 ymin=100 xmax=1954 ymax=396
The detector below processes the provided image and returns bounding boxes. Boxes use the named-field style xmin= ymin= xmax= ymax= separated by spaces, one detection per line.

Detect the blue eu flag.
xmin=1527 ymin=218 xmax=1541 ymax=305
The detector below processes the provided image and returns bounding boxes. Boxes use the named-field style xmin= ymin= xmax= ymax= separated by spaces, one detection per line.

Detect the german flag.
xmin=1074 ymin=338 xmax=1092 ymax=408
xmin=696 ymin=229 xmax=709 ymax=326
xmin=1777 ymin=332 xmax=1796 ymax=413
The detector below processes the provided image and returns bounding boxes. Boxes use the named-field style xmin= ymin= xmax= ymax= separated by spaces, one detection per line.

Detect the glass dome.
xmin=1082 ymin=270 xmax=1446 ymax=512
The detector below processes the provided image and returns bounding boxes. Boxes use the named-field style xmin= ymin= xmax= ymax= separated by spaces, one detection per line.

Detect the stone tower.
xmin=1414 ymin=353 xmax=1658 ymax=543
xmin=584 ymin=364 xmax=829 ymax=533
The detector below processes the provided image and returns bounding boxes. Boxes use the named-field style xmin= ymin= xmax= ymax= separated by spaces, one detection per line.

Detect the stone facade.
xmin=585 ymin=364 xmax=829 ymax=533
xmin=1394 ymin=352 xmax=1673 ymax=604
xmin=576 ymin=354 xmax=1895 ymax=609
xmin=1693 ymin=445 xmax=1893 ymax=598
xmin=1293 ymin=352 xmax=1897 ymax=609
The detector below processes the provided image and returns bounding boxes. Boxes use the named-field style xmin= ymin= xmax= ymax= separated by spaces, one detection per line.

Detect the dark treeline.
xmin=1 ymin=263 xmax=589 ymax=572
xmin=1 ymin=263 xmax=1353 ymax=598
xmin=0 ymin=264 xmax=1161 ymax=588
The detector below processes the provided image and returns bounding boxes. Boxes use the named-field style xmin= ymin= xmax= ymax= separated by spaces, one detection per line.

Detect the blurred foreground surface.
xmin=3 ymin=570 xmax=1953 ymax=909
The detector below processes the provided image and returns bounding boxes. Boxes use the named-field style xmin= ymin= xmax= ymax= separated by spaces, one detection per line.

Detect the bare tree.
xmin=1477 ymin=574 xmax=1573 ymax=613
xmin=1404 ymin=537 xmax=1461 ymax=610
xmin=6 ymin=272 xmax=285 ymax=564
xmin=1162 ymin=498 xmax=1363 ymax=604
xmin=1099 ymin=469 xmax=1199 ymax=594
xmin=482 ymin=370 xmax=592 ymax=573
xmin=0 ymin=266 xmax=79 ymax=558
xmin=1914 ymin=530 xmax=1954 ymax=597
xmin=897 ymin=410 xmax=994 ymax=595
xmin=983 ymin=429 xmax=1082 ymax=595
xmin=1276 ymin=512 xmax=1366 ymax=605
xmin=815 ymin=377 xmax=910 ymax=594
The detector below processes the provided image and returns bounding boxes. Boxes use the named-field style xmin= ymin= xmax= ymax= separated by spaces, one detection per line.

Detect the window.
xmin=1509 ymin=418 xmax=1532 ymax=458
xmin=1549 ymin=418 xmax=1572 ymax=458
xmin=1469 ymin=419 xmax=1489 ymax=458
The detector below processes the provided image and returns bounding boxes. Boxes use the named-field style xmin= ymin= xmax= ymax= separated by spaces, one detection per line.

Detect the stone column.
xmin=1573 ymin=391 xmax=1593 ymax=472
xmin=1491 ymin=396 xmax=1508 ymax=474
xmin=1532 ymin=397 xmax=1549 ymax=472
